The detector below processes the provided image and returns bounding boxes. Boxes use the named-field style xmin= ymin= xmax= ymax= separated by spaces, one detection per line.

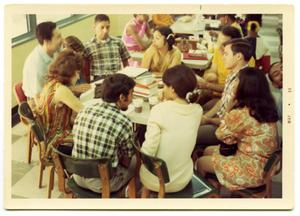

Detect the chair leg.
xmin=47 ymin=166 xmax=55 ymax=198
xmin=39 ymin=162 xmax=45 ymax=188
xmin=141 ymin=187 xmax=150 ymax=198
xmin=127 ymin=177 xmax=136 ymax=198
xmin=27 ymin=130 xmax=33 ymax=164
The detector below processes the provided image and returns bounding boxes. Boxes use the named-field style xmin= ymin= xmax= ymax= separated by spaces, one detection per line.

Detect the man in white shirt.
xmin=22 ymin=21 xmax=63 ymax=100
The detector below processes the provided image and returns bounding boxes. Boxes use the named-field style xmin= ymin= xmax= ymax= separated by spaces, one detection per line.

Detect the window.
xmin=11 ymin=14 xmax=91 ymax=47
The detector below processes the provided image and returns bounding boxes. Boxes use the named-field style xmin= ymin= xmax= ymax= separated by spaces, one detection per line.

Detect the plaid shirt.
xmin=84 ymin=36 xmax=130 ymax=76
xmin=72 ymin=101 xmax=135 ymax=167
xmin=217 ymin=65 xmax=248 ymax=118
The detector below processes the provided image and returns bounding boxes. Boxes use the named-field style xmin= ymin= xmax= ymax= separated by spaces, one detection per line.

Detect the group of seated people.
xmin=20 ymin=13 xmax=282 ymax=196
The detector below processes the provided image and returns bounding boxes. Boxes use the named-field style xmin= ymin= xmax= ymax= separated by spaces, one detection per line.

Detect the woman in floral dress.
xmin=196 ymin=67 xmax=279 ymax=190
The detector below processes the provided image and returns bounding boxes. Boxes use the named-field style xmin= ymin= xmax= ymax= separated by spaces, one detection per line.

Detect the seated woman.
xmin=196 ymin=67 xmax=279 ymax=190
xmin=35 ymin=50 xmax=84 ymax=158
xmin=122 ymin=14 xmax=152 ymax=52
xmin=141 ymin=27 xmax=181 ymax=77
xmin=63 ymin=36 xmax=92 ymax=84
xmin=139 ymin=64 xmax=203 ymax=193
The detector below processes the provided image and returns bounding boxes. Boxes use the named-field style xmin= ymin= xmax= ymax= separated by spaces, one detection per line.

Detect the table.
xmin=129 ymin=51 xmax=212 ymax=70
xmin=80 ymin=86 xmax=150 ymax=125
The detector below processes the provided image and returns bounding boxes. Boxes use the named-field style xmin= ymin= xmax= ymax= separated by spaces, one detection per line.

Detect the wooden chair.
xmin=51 ymin=147 xmax=136 ymax=198
xmin=133 ymin=144 xmax=216 ymax=198
xmin=18 ymin=101 xmax=64 ymax=198
xmin=205 ymin=149 xmax=282 ymax=198
xmin=14 ymin=82 xmax=35 ymax=164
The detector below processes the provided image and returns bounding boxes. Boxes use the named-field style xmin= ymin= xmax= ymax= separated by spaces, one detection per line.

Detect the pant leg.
xmin=196 ymin=124 xmax=220 ymax=148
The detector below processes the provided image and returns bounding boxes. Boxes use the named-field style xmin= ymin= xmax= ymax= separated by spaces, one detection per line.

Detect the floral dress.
xmin=213 ymin=107 xmax=278 ymax=190
xmin=35 ymin=80 xmax=74 ymax=158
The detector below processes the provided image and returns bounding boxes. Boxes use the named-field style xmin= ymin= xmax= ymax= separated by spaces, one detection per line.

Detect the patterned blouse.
xmin=213 ymin=107 xmax=278 ymax=190
xmin=35 ymin=80 xmax=74 ymax=158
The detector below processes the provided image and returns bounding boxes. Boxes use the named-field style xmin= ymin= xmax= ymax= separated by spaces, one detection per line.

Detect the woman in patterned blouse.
xmin=196 ymin=67 xmax=279 ymax=190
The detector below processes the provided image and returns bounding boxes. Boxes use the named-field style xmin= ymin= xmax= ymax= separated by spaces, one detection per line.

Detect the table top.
xmin=129 ymin=51 xmax=212 ymax=70
xmin=80 ymin=88 xmax=150 ymax=125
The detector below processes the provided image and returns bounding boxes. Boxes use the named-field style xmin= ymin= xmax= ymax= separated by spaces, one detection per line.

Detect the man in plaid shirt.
xmin=72 ymin=74 xmax=136 ymax=193
xmin=85 ymin=14 xmax=130 ymax=81
xmin=196 ymin=39 xmax=252 ymax=147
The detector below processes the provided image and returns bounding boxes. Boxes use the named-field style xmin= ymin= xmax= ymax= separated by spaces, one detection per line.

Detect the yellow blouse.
xmin=141 ymin=45 xmax=182 ymax=75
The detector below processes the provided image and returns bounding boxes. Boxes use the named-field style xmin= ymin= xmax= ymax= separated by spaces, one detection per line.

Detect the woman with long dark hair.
xmin=196 ymin=67 xmax=279 ymax=190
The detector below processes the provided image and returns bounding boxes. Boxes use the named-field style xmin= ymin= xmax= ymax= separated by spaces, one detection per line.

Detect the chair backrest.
xmin=52 ymin=147 xmax=113 ymax=179
xmin=263 ymin=149 xmax=282 ymax=179
xmin=18 ymin=101 xmax=35 ymax=121
xmin=132 ymin=142 xmax=170 ymax=184
xmin=13 ymin=82 xmax=27 ymax=104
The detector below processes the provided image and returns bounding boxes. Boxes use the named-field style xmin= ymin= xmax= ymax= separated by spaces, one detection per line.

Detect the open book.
xmin=117 ymin=66 xmax=149 ymax=78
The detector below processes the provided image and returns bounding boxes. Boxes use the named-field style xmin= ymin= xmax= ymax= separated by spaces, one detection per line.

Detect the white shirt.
xmin=22 ymin=45 xmax=53 ymax=98
xmin=140 ymin=100 xmax=203 ymax=192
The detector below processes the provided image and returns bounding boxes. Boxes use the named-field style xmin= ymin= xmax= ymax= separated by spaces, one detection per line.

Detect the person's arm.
xmin=127 ymin=24 xmax=148 ymax=50
xmin=141 ymin=47 xmax=153 ymax=70
xmin=54 ymin=85 xmax=84 ymax=113
xmin=169 ymin=50 xmax=182 ymax=68
xmin=215 ymin=109 xmax=245 ymax=145
xmin=141 ymin=107 xmax=162 ymax=156
xmin=118 ymin=122 xmax=135 ymax=168
xmin=145 ymin=23 xmax=153 ymax=39
xmin=69 ymin=83 xmax=92 ymax=96
xmin=204 ymin=99 xmax=222 ymax=119
xmin=119 ymin=40 xmax=131 ymax=68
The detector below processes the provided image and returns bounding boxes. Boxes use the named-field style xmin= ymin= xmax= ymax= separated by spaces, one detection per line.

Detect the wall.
xmin=11 ymin=14 xmax=132 ymax=107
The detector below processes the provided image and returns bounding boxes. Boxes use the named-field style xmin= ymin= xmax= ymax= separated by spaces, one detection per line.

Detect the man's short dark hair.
xmin=221 ymin=26 xmax=242 ymax=39
xmin=95 ymin=14 xmax=110 ymax=23
xmin=101 ymin=74 xmax=135 ymax=103
xmin=223 ymin=38 xmax=253 ymax=62
xmin=217 ymin=14 xmax=236 ymax=21
xmin=35 ymin=22 xmax=56 ymax=45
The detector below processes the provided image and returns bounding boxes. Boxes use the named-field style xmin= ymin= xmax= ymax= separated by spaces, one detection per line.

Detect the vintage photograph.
xmin=4 ymin=4 xmax=294 ymax=210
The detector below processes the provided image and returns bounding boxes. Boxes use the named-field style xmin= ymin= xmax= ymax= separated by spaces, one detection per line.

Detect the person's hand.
xmin=201 ymin=115 xmax=209 ymax=125
xmin=76 ymin=83 xmax=92 ymax=93
xmin=158 ymin=89 xmax=164 ymax=101
xmin=197 ymin=77 xmax=208 ymax=89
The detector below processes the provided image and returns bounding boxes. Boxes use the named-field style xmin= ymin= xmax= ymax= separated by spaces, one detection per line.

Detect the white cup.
xmin=132 ymin=98 xmax=143 ymax=113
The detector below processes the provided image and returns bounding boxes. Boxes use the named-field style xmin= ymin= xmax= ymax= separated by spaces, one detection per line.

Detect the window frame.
xmin=12 ymin=14 xmax=92 ymax=47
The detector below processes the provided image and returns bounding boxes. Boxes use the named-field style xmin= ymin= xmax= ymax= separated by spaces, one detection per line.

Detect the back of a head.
xmin=245 ymin=14 xmax=262 ymax=27
xmin=221 ymin=26 xmax=242 ymax=39
xmin=223 ymin=38 xmax=252 ymax=62
xmin=102 ymin=74 xmax=135 ymax=103
xmin=235 ymin=67 xmax=278 ymax=123
xmin=64 ymin=36 xmax=84 ymax=53
xmin=95 ymin=14 xmax=110 ymax=23
xmin=36 ymin=21 xmax=56 ymax=45
xmin=48 ymin=49 xmax=83 ymax=85
xmin=163 ymin=64 xmax=199 ymax=103
xmin=156 ymin=26 xmax=175 ymax=51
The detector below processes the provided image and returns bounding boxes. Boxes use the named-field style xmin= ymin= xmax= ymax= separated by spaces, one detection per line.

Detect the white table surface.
xmin=80 ymin=88 xmax=150 ymax=125
xmin=129 ymin=51 xmax=212 ymax=70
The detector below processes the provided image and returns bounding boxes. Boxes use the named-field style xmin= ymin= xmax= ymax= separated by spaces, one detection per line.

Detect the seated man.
xmin=267 ymin=61 xmax=282 ymax=142
xmin=197 ymin=39 xmax=253 ymax=147
xmin=71 ymin=74 xmax=136 ymax=193
xmin=85 ymin=14 xmax=131 ymax=81
xmin=197 ymin=26 xmax=242 ymax=110
xmin=22 ymin=22 xmax=62 ymax=104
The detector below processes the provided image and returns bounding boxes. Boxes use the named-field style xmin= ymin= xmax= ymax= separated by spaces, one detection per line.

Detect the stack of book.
xmin=133 ymin=74 xmax=158 ymax=99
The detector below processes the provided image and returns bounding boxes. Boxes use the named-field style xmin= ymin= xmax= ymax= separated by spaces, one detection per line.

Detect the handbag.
xmin=219 ymin=142 xmax=238 ymax=156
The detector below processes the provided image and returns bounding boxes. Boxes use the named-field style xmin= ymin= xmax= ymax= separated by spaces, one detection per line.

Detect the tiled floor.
xmin=11 ymin=123 xmax=63 ymax=199
xmin=10 ymin=122 xmax=282 ymax=199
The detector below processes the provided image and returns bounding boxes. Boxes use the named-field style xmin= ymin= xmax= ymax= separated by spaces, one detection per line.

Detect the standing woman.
xmin=141 ymin=27 xmax=181 ymax=77
xmin=139 ymin=65 xmax=202 ymax=193
xmin=35 ymin=50 xmax=84 ymax=158
xmin=196 ymin=67 xmax=279 ymax=190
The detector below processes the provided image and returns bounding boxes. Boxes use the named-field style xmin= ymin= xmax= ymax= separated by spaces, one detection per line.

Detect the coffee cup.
xmin=132 ymin=98 xmax=143 ymax=113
